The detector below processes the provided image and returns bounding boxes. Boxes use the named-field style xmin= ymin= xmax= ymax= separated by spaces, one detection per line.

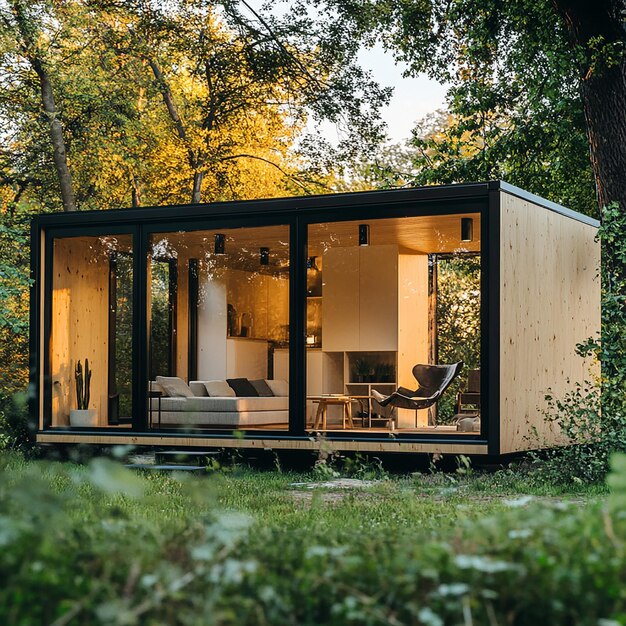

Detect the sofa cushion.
xmin=227 ymin=378 xmax=259 ymax=397
xmin=250 ymin=379 xmax=274 ymax=397
xmin=156 ymin=376 xmax=194 ymax=398
xmin=266 ymin=379 xmax=289 ymax=397
xmin=204 ymin=380 xmax=236 ymax=397
xmin=189 ymin=381 xmax=208 ymax=396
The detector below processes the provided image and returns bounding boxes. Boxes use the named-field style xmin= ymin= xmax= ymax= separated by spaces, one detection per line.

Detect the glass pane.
xmin=148 ymin=225 xmax=290 ymax=431
xmin=50 ymin=234 xmax=134 ymax=428
xmin=150 ymin=259 xmax=175 ymax=379
xmin=306 ymin=214 xmax=481 ymax=435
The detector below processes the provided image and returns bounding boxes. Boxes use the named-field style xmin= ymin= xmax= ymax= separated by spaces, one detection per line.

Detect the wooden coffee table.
xmin=307 ymin=395 xmax=354 ymax=429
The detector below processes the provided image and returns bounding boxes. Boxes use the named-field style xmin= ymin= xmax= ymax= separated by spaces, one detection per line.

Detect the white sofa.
xmin=150 ymin=380 xmax=289 ymax=428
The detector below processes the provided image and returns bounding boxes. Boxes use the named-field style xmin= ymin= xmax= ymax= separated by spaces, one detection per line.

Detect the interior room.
xmin=305 ymin=213 xmax=482 ymax=434
xmin=147 ymin=225 xmax=291 ymax=431
xmin=50 ymin=233 xmax=135 ymax=428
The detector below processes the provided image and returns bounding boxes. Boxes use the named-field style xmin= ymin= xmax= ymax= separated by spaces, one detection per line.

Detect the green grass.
xmin=0 ymin=451 xmax=621 ymax=625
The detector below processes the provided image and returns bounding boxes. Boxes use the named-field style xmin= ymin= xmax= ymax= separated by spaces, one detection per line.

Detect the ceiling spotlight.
xmin=359 ymin=224 xmax=370 ymax=246
xmin=214 ymin=233 xmax=225 ymax=255
xmin=461 ymin=218 xmax=474 ymax=242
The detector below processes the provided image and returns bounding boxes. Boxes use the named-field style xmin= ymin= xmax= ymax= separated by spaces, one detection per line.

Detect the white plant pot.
xmin=69 ymin=409 xmax=97 ymax=427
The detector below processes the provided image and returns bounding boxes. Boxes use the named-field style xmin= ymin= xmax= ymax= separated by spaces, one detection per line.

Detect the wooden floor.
xmin=305 ymin=425 xmax=476 ymax=435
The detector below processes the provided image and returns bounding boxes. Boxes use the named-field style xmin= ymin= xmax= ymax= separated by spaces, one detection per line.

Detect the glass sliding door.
xmin=147 ymin=225 xmax=290 ymax=432
xmin=49 ymin=233 xmax=134 ymax=428
xmin=306 ymin=213 xmax=481 ymax=435
xmin=149 ymin=258 xmax=177 ymax=380
xmin=108 ymin=251 xmax=134 ymax=424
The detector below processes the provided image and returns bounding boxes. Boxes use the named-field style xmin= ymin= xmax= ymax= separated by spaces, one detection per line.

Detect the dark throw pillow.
xmin=226 ymin=378 xmax=259 ymax=397
xmin=250 ymin=379 xmax=274 ymax=397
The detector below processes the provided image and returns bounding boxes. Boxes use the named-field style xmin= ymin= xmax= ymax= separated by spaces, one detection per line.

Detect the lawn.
xmin=0 ymin=450 xmax=623 ymax=625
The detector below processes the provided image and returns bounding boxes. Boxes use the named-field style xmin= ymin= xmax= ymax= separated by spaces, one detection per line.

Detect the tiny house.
xmin=30 ymin=181 xmax=600 ymax=457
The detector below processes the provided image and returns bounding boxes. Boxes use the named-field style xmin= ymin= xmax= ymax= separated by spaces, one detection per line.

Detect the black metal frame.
xmin=187 ymin=258 xmax=199 ymax=381
xmin=29 ymin=181 xmax=600 ymax=452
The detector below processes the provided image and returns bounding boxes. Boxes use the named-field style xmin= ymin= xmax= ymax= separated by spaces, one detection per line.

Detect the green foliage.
xmin=322 ymin=0 xmax=597 ymax=215
xmin=0 ymin=393 xmax=33 ymax=453
xmin=0 ymin=212 xmax=31 ymax=395
xmin=0 ymin=453 xmax=625 ymax=625
xmin=0 ymin=0 xmax=390 ymax=210
xmin=436 ymin=255 xmax=481 ymax=421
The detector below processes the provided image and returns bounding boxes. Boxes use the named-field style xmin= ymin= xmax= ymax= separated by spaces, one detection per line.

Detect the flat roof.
xmin=33 ymin=180 xmax=599 ymax=228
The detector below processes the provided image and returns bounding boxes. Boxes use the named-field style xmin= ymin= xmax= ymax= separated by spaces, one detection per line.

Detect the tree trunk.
xmin=580 ymin=60 xmax=626 ymax=211
xmin=11 ymin=0 xmax=76 ymax=212
xmin=131 ymin=173 xmax=142 ymax=208
xmin=191 ymin=172 xmax=204 ymax=204
xmin=31 ymin=59 xmax=76 ymax=212
xmin=552 ymin=0 xmax=626 ymax=212
xmin=147 ymin=57 xmax=203 ymax=203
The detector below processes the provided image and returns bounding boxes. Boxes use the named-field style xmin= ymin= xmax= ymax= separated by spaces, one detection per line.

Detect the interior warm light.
xmin=461 ymin=218 xmax=474 ymax=242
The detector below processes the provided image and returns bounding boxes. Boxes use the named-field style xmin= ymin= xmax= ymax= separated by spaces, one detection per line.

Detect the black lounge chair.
xmin=372 ymin=361 xmax=463 ymax=428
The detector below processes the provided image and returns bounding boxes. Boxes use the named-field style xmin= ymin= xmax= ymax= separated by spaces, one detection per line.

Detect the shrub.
xmin=1 ymin=454 xmax=626 ymax=625
xmin=0 ymin=391 xmax=34 ymax=454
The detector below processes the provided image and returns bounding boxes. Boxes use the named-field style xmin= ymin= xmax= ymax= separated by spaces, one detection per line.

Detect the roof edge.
xmin=491 ymin=180 xmax=600 ymax=228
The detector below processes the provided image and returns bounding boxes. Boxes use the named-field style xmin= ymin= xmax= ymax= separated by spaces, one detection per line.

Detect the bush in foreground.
xmin=0 ymin=453 xmax=625 ymax=625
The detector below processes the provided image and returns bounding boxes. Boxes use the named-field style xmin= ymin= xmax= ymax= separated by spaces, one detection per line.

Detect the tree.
xmin=1 ymin=0 xmax=76 ymax=211
xmin=313 ymin=0 xmax=624 ymax=218
xmin=0 ymin=0 xmax=391 ymax=210
xmin=94 ymin=0 xmax=390 ymax=203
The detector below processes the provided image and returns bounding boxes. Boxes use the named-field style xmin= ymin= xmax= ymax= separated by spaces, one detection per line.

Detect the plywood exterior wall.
xmin=499 ymin=192 xmax=600 ymax=453
xmin=51 ymin=238 xmax=110 ymax=426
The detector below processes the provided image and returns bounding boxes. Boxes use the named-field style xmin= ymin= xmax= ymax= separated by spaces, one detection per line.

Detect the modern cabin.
xmin=29 ymin=181 xmax=600 ymax=457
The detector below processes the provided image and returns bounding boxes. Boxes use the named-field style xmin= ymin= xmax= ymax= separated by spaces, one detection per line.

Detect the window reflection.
xmin=306 ymin=214 xmax=481 ymax=435
xmin=148 ymin=226 xmax=290 ymax=431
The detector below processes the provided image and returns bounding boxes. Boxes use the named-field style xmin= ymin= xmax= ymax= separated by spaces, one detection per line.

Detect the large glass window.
xmin=148 ymin=225 xmax=290 ymax=431
xmin=50 ymin=234 xmax=134 ymax=428
xmin=306 ymin=214 xmax=481 ymax=435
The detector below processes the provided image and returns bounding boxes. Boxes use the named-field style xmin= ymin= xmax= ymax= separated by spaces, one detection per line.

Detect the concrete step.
xmin=125 ymin=463 xmax=206 ymax=473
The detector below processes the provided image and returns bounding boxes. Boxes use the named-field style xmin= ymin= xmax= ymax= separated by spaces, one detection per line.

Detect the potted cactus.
xmin=69 ymin=359 xmax=97 ymax=427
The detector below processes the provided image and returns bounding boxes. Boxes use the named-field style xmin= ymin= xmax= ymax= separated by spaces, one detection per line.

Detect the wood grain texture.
xmin=397 ymin=253 xmax=430 ymax=427
xmin=499 ymin=193 xmax=600 ymax=453
xmin=36 ymin=432 xmax=487 ymax=455
xmin=309 ymin=213 xmax=481 ymax=256
xmin=51 ymin=237 xmax=124 ymax=426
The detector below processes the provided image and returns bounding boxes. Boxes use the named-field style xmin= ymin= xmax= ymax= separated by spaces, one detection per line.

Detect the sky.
xmin=358 ymin=44 xmax=448 ymax=144
xmin=242 ymin=0 xmax=449 ymax=145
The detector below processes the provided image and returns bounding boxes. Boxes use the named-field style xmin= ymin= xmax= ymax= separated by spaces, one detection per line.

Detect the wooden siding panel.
xmin=499 ymin=193 xmax=600 ymax=453
xmin=51 ymin=238 xmax=110 ymax=426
